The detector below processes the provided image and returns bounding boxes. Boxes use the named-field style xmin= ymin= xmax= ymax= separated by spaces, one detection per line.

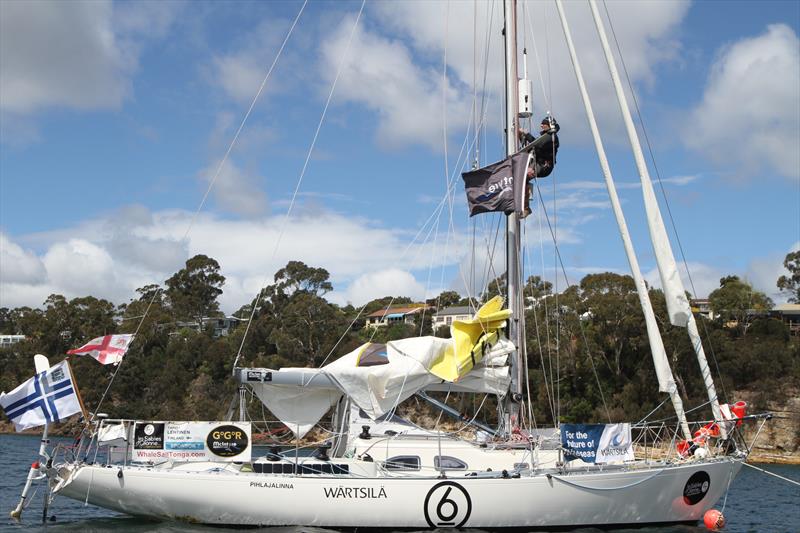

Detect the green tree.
xmin=524 ymin=275 xmax=553 ymax=299
xmin=238 ymin=261 xmax=356 ymax=368
xmin=777 ymin=250 xmax=800 ymax=303
xmin=268 ymin=292 xmax=348 ymax=366
xmin=481 ymin=275 xmax=507 ymax=303
xmin=271 ymin=261 xmax=333 ymax=297
xmin=165 ymin=255 xmax=226 ymax=324
xmin=0 ymin=308 xmax=14 ymax=334
xmin=362 ymin=296 xmax=414 ymax=316
xmin=427 ymin=290 xmax=461 ymax=308
xmin=709 ymin=275 xmax=773 ymax=328
xmin=577 ymin=273 xmax=646 ymax=379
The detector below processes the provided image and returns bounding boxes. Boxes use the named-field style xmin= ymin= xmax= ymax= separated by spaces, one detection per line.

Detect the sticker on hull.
xmin=683 ymin=471 xmax=711 ymax=505
xmin=424 ymin=481 xmax=472 ymax=528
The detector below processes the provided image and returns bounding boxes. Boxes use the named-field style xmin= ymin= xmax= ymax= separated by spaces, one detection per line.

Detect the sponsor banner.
xmin=561 ymin=423 xmax=633 ymax=464
xmin=132 ymin=421 xmax=250 ymax=462
xmin=595 ymin=423 xmax=634 ymax=464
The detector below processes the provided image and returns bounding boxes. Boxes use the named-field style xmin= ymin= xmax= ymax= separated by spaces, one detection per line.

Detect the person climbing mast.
xmin=520 ymin=115 xmax=560 ymax=178
xmin=518 ymin=115 xmax=560 ymax=217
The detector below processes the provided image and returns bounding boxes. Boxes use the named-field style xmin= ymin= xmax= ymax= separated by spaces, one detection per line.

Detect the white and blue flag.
xmin=0 ymin=361 xmax=82 ymax=432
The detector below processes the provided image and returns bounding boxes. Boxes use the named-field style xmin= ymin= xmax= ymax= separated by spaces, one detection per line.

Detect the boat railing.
xmin=71 ymin=418 xmax=342 ymax=469
xmin=628 ymin=413 xmax=770 ymax=463
xmin=66 ymin=412 xmax=768 ymax=474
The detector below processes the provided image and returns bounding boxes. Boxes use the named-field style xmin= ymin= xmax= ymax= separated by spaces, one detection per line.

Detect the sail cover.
xmin=248 ymin=298 xmax=513 ymax=436
xmin=250 ymin=340 xmax=512 ymax=437
xmin=250 ymin=378 xmax=342 ymax=438
xmin=324 ymin=336 xmax=513 ymax=420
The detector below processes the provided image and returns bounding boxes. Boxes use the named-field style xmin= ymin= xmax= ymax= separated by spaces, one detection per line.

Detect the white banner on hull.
xmin=132 ymin=421 xmax=251 ymax=462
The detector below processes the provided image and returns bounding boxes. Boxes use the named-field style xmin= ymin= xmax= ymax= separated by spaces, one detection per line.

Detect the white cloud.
xmin=316 ymin=1 xmax=689 ymax=152
xmin=689 ymin=24 xmax=800 ymax=180
xmin=339 ymin=269 xmax=427 ymax=307
xmin=0 ymin=0 xmax=180 ymax=149
xmin=213 ymin=53 xmax=272 ymax=105
xmin=0 ymin=0 xmax=127 ymax=113
xmin=321 ymin=13 xmax=470 ymax=151
xmin=0 ymin=233 xmax=46 ymax=285
xmin=0 ymin=206 xmax=466 ymax=312
xmin=643 ymin=248 xmax=796 ymax=302
xmin=42 ymin=239 xmax=117 ymax=297
xmin=0 ymin=0 xmax=178 ymax=115
xmin=201 ymin=159 xmax=269 ymax=218
xmin=209 ymin=17 xmax=303 ymax=105
xmin=747 ymin=242 xmax=800 ymax=302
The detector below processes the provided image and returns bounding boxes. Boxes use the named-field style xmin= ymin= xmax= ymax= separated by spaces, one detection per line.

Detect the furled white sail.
xmin=557 ymin=0 xmax=690 ymax=439
xmin=587 ymin=0 xmax=725 ymax=438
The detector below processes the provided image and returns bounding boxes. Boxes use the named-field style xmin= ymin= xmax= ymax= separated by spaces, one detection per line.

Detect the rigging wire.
xmin=233 ymin=0 xmax=366 ymax=370
xmin=520 ymin=225 xmax=539 ymax=430
xmin=742 ymin=462 xmax=800 ymax=487
xmin=432 ymin=0 xmax=455 ymax=336
xmin=599 ymin=0 xmax=729 ymax=402
xmin=322 ymin=98 xmax=491 ymax=364
xmin=519 ymin=0 xmax=562 ymax=425
xmin=532 ymin=178 xmax=612 ymax=422
xmin=523 ymin=1 xmax=552 ymax=111
xmin=92 ymin=0 xmax=309 ymax=417
xmin=523 ymin=218 xmax=557 ymax=423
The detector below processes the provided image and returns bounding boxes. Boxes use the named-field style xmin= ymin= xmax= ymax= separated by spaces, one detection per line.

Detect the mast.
xmin=503 ymin=0 xmax=524 ymax=430
xmin=555 ymin=0 xmax=691 ymax=440
xmin=588 ymin=0 xmax=724 ymax=438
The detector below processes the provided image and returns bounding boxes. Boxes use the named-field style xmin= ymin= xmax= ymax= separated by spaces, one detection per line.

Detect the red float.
xmin=703 ymin=509 xmax=725 ymax=530
xmin=731 ymin=401 xmax=747 ymax=426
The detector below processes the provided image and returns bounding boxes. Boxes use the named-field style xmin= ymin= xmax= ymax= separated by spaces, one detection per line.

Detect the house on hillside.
xmin=432 ymin=306 xmax=473 ymax=328
xmin=770 ymin=303 xmax=800 ymax=335
xmin=690 ymin=299 xmax=715 ymax=320
xmin=365 ymin=306 xmax=432 ymax=328
xmin=0 ymin=334 xmax=26 ymax=347
xmin=173 ymin=316 xmax=248 ymax=338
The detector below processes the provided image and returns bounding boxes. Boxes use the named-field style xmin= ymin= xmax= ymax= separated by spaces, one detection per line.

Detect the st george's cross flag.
xmin=0 ymin=361 xmax=82 ymax=431
xmin=67 ymin=334 xmax=134 ymax=365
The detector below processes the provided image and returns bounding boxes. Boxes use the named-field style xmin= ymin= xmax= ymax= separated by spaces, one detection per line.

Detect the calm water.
xmin=0 ymin=434 xmax=797 ymax=533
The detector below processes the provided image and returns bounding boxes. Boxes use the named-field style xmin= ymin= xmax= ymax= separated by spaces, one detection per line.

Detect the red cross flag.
xmin=67 ymin=334 xmax=135 ymax=365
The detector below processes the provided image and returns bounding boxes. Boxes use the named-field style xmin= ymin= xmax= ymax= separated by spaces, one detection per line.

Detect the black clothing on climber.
xmin=519 ymin=117 xmax=560 ymax=178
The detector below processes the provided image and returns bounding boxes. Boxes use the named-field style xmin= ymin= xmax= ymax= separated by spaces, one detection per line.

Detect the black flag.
xmin=462 ymin=151 xmax=531 ymax=217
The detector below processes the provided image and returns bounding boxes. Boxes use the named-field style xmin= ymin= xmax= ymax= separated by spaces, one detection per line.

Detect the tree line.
xmin=1 ymin=252 xmax=798 ymax=430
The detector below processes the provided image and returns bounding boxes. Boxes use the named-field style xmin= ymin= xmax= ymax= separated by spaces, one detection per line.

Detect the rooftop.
xmin=366 ymin=305 xmax=431 ymax=319
xmin=434 ymin=306 xmax=474 ymax=317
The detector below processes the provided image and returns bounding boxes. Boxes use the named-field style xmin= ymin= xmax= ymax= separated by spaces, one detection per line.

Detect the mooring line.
xmin=743 ymin=462 xmax=800 ymax=487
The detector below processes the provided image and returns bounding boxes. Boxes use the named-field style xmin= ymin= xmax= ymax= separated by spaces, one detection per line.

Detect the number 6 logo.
xmin=424 ymin=481 xmax=472 ymax=528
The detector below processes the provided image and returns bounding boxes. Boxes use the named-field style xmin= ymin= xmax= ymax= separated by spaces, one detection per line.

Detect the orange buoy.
xmin=731 ymin=401 xmax=747 ymax=426
xmin=703 ymin=509 xmax=725 ymax=530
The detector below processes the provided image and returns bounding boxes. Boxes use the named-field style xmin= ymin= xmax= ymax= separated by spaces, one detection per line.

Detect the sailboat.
xmin=29 ymin=0 xmax=759 ymax=528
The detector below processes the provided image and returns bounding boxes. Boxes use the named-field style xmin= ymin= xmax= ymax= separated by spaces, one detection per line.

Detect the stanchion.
xmin=9 ymin=423 xmax=49 ymax=520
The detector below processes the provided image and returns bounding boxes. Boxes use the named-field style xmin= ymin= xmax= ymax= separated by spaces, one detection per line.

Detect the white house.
xmin=432 ymin=306 xmax=473 ymax=328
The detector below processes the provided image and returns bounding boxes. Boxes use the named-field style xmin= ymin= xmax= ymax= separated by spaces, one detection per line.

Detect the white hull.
xmin=55 ymin=457 xmax=742 ymax=528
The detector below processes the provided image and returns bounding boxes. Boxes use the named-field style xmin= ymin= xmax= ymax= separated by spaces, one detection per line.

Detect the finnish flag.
xmin=0 ymin=361 xmax=82 ymax=432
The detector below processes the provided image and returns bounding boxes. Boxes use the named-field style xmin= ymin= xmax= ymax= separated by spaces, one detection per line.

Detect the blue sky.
xmin=1 ymin=0 xmax=798 ymax=313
